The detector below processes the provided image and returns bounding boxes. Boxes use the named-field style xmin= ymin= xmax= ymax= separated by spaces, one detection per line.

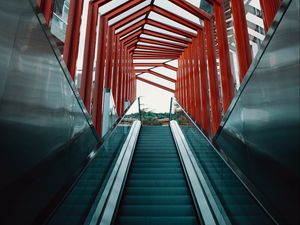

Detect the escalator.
xmin=114 ymin=126 xmax=200 ymax=225
xmin=47 ymin=112 xmax=275 ymax=225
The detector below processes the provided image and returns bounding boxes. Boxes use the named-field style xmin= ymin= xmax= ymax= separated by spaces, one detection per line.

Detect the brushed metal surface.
xmin=216 ymin=1 xmax=300 ymax=224
xmin=0 ymin=0 xmax=97 ymax=224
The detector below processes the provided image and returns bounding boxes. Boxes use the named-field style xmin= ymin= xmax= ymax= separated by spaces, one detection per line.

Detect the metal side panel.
xmin=0 ymin=0 xmax=97 ymax=224
xmin=215 ymin=1 xmax=300 ymax=224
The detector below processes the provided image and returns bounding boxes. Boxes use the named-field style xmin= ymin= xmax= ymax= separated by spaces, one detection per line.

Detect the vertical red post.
xmin=112 ymin=36 xmax=119 ymax=103
xmin=36 ymin=0 xmax=54 ymax=25
xmin=259 ymin=0 xmax=281 ymax=32
xmin=204 ymin=19 xmax=221 ymax=135
xmin=187 ymin=45 xmax=195 ymax=119
xmin=92 ymin=17 xmax=108 ymax=135
xmin=214 ymin=2 xmax=235 ymax=113
xmin=117 ymin=43 xmax=123 ymax=115
xmin=231 ymin=0 xmax=252 ymax=82
xmin=182 ymin=52 xmax=188 ymax=110
xmin=105 ymin=27 xmax=114 ymax=89
xmin=80 ymin=3 xmax=97 ymax=112
xmin=197 ymin=29 xmax=211 ymax=135
xmin=192 ymin=38 xmax=202 ymax=126
xmin=63 ymin=0 xmax=84 ymax=80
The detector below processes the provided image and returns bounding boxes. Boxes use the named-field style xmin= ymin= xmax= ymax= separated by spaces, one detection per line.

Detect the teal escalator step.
xmin=113 ymin=126 xmax=199 ymax=225
xmin=115 ymin=216 xmax=198 ymax=225
xmin=118 ymin=205 xmax=196 ymax=217
xmin=122 ymin=195 xmax=193 ymax=205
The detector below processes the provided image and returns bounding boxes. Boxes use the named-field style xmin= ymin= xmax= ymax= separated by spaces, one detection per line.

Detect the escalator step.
xmin=115 ymin=216 xmax=198 ymax=225
xmin=114 ymin=126 xmax=199 ymax=225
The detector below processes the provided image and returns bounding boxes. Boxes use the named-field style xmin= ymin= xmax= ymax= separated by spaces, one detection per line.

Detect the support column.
xmin=197 ymin=29 xmax=211 ymax=135
xmin=63 ymin=0 xmax=84 ymax=79
xmin=187 ymin=45 xmax=195 ymax=119
xmin=105 ymin=27 xmax=114 ymax=89
xmin=112 ymin=35 xmax=119 ymax=103
xmin=36 ymin=0 xmax=54 ymax=25
xmin=214 ymin=2 xmax=235 ymax=112
xmin=231 ymin=0 xmax=252 ymax=82
xmin=192 ymin=38 xmax=202 ymax=126
xmin=259 ymin=0 xmax=281 ymax=32
xmin=80 ymin=3 xmax=97 ymax=112
xmin=92 ymin=17 xmax=108 ymax=135
xmin=204 ymin=19 xmax=222 ymax=134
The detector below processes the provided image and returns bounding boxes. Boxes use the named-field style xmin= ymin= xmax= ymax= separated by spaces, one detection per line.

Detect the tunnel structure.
xmin=0 ymin=0 xmax=299 ymax=225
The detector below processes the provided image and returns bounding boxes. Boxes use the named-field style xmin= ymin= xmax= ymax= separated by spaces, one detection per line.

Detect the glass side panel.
xmin=49 ymin=100 xmax=140 ymax=225
xmin=170 ymin=98 xmax=274 ymax=225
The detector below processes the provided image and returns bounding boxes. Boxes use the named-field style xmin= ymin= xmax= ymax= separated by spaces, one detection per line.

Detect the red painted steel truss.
xmin=38 ymin=0 xmax=281 ymax=137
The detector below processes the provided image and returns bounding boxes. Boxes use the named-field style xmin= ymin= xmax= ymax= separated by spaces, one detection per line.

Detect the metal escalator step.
xmin=118 ymin=205 xmax=196 ymax=217
xmin=129 ymin=173 xmax=185 ymax=180
xmin=125 ymin=187 xmax=190 ymax=196
xmin=115 ymin=216 xmax=198 ymax=225
xmin=122 ymin=195 xmax=193 ymax=205
xmin=126 ymin=180 xmax=187 ymax=187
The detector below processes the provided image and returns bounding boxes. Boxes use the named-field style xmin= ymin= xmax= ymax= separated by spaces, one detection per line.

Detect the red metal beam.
xmin=152 ymin=5 xmax=202 ymax=31
xmin=139 ymin=37 xmax=186 ymax=49
xmin=204 ymin=19 xmax=221 ymax=134
xmin=133 ymin=55 xmax=178 ymax=60
xmin=117 ymin=19 xmax=146 ymax=38
xmin=80 ymin=3 xmax=98 ymax=112
xmin=163 ymin=63 xmax=178 ymax=72
xmin=136 ymin=44 xmax=183 ymax=53
xmin=143 ymin=29 xmax=190 ymax=44
xmin=231 ymin=0 xmax=252 ymax=82
xmin=197 ymin=29 xmax=211 ymax=135
xmin=63 ymin=0 xmax=84 ymax=79
xmin=146 ymin=70 xmax=176 ymax=83
xmin=191 ymin=38 xmax=201 ymax=126
xmin=134 ymin=50 xmax=180 ymax=55
xmin=214 ymin=2 xmax=234 ymax=113
xmin=146 ymin=19 xmax=196 ymax=38
xmin=169 ymin=0 xmax=211 ymax=20
xmin=36 ymin=0 xmax=54 ymax=25
xmin=112 ymin=5 xmax=152 ymax=30
xmin=187 ymin=45 xmax=196 ymax=119
xmin=134 ymin=63 xmax=164 ymax=67
xmin=137 ymin=77 xmax=175 ymax=93
xmin=259 ymin=0 xmax=281 ymax=31
xmin=92 ymin=17 xmax=108 ymax=134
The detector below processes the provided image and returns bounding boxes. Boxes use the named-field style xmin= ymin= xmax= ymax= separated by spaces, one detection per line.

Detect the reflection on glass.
xmin=169 ymin=98 xmax=274 ymax=224
xmin=50 ymin=99 xmax=140 ymax=225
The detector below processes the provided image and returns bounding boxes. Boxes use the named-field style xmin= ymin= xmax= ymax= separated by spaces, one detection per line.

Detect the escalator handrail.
xmin=87 ymin=120 xmax=141 ymax=225
xmin=170 ymin=120 xmax=230 ymax=225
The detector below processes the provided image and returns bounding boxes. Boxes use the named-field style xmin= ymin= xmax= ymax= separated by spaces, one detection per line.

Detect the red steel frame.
xmin=50 ymin=0 xmax=281 ymax=138
xmin=231 ymin=0 xmax=252 ymax=82
xmin=63 ymin=0 xmax=84 ymax=79
xmin=259 ymin=0 xmax=281 ymax=32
